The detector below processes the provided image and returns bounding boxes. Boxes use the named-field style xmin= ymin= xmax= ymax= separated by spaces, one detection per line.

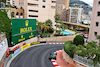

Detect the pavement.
xmin=9 ymin=44 xmax=63 ymax=67
xmin=56 ymin=50 xmax=74 ymax=67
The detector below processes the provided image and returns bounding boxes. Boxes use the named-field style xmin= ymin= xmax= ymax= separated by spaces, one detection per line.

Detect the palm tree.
xmin=96 ymin=35 xmax=100 ymax=47
xmin=54 ymin=14 xmax=60 ymax=33
xmin=60 ymin=22 xmax=68 ymax=31
xmin=62 ymin=24 xmax=68 ymax=31
xmin=37 ymin=21 xmax=42 ymax=33
xmin=54 ymin=14 xmax=61 ymax=21
xmin=41 ymin=24 xmax=50 ymax=34
xmin=45 ymin=19 xmax=52 ymax=29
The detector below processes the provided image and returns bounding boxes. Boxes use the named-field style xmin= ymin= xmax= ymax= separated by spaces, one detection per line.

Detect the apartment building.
xmin=66 ymin=7 xmax=83 ymax=23
xmin=88 ymin=0 xmax=100 ymax=42
xmin=6 ymin=0 xmax=15 ymax=6
xmin=0 ymin=2 xmax=5 ymax=8
xmin=56 ymin=0 xmax=69 ymax=21
xmin=14 ymin=0 xmax=56 ymax=28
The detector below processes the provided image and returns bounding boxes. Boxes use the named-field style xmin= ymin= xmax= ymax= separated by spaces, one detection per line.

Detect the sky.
xmin=80 ymin=0 xmax=93 ymax=6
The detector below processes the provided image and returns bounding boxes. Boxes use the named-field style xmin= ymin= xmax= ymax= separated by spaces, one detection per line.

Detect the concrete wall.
xmin=62 ymin=50 xmax=86 ymax=67
xmin=39 ymin=35 xmax=76 ymax=41
xmin=0 ymin=52 xmax=6 ymax=67
xmin=0 ymin=33 xmax=6 ymax=67
xmin=62 ymin=50 xmax=76 ymax=67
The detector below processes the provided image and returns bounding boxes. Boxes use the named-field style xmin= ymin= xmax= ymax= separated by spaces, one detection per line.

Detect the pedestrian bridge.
xmin=61 ymin=21 xmax=90 ymax=29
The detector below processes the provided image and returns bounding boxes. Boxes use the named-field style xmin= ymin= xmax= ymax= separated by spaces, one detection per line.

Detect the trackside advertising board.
xmin=12 ymin=19 xmax=37 ymax=44
xmin=21 ymin=43 xmax=30 ymax=50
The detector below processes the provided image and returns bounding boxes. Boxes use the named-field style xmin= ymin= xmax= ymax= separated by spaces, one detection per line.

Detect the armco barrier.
xmin=4 ymin=56 xmax=11 ymax=67
xmin=21 ymin=43 xmax=30 ymax=50
xmin=4 ymin=41 xmax=46 ymax=67
xmin=31 ymin=42 xmax=40 ymax=45
xmin=30 ymin=41 xmax=46 ymax=45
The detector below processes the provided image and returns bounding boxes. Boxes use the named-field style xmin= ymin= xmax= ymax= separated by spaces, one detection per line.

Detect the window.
xmin=29 ymin=10 xmax=38 ymax=12
xmin=29 ymin=15 xmax=38 ymax=17
xmin=20 ymin=13 xmax=23 ymax=16
xmin=94 ymin=32 xmax=97 ymax=36
xmin=51 ymin=6 xmax=56 ymax=9
xmin=96 ymin=22 xmax=99 ymax=26
xmin=28 ymin=3 xmax=38 ymax=7
xmin=97 ymin=12 xmax=100 ymax=16
xmin=43 ymin=0 xmax=46 ymax=2
xmin=52 ymin=1 xmax=56 ymax=3
xmin=16 ymin=12 xmax=19 ymax=15
xmin=11 ymin=12 xmax=15 ymax=18
xmin=42 ymin=5 xmax=45 ymax=8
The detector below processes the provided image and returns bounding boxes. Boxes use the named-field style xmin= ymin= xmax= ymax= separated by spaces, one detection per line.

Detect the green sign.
xmin=12 ymin=19 xmax=37 ymax=44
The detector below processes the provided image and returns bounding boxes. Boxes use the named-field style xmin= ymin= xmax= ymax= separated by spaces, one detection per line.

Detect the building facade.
xmin=14 ymin=0 xmax=56 ymax=28
xmin=66 ymin=7 xmax=83 ymax=23
xmin=88 ymin=0 xmax=100 ymax=42
xmin=56 ymin=0 xmax=69 ymax=21
xmin=6 ymin=0 xmax=15 ymax=6
xmin=0 ymin=2 xmax=5 ymax=8
xmin=0 ymin=8 xmax=24 ymax=19
xmin=10 ymin=8 xmax=24 ymax=19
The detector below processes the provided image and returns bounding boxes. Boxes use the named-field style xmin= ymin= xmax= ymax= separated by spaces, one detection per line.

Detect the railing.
xmin=73 ymin=54 xmax=94 ymax=67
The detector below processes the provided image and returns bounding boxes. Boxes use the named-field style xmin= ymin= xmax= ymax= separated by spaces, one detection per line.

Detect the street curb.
xmin=51 ymin=50 xmax=63 ymax=67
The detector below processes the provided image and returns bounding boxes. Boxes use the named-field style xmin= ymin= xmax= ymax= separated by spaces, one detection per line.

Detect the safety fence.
xmin=4 ymin=41 xmax=46 ymax=67
xmin=73 ymin=54 xmax=100 ymax=67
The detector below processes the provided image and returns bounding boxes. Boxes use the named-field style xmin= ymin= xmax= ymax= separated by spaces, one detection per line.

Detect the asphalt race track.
xmin=10 ymin=44 xmax=63 ymax=67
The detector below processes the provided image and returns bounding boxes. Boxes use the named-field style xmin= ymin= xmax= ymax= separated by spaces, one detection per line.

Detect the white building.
xmin=66 ymin=7 xmax=83 ymax=23
xmin=6 ymin=0 xmax=15 ymax=6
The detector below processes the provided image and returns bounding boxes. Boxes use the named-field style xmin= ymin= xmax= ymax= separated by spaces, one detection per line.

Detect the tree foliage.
xmin=45 ymin=19 xmax=52 ymax=29
xmin=0 ymin=10 xmax=11 ymax=45
xmin=64 ymin=40 xmax=100 ymax=66
xmin=64 ymin=41 xmax=76 ymax=58
xmin=37 ymin=21 xmax=42 ymax=34
xmin=54 ymin=14 xmax=60 ymax=21
xmin=75 ymin=45 xmax=86 ymax=57
xmin=73 ymin=35 xmax=84 ymax=45
xmin=96 ymin=35 xmax=100 ymax=47
xmin=41 ymin=24 xmax=50 ymax=34
xmin=0 ymin=0 xmax=6 ymax=3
